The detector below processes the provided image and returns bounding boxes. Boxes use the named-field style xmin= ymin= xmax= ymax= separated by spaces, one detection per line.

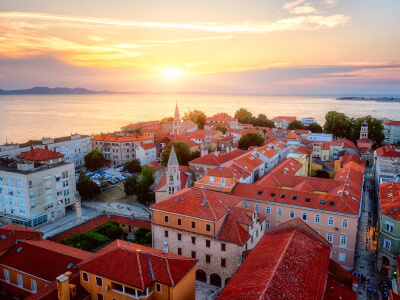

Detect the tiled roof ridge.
xmin=204 ymin=191 xmax=218 ymax=221
xmin=20 ymin=240 xmax=88 ymax=260
xmin=260 ymin=229 xmax=296 ymax=297
xmin=165 ymin=256 xmax=175 ymax=286
xmin=235 ymin=223 xmax=244 ymax=245
xmin=136 ymin=251 xmax=145 ymax=289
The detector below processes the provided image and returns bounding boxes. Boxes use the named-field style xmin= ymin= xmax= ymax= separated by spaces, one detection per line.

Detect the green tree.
xmin=315 ymin=169 xmax=330 ymax=179
xmin=287 ymin=120 xmax=305 ymax=130
xmin=133 ymin=128 xmax=143 ymax=136
xmin=160 ymin=116 xmax=173 ymax=124
xmin=133 ymin=227 xmax=152 ymax=246
xmin=136 ymin=166 xmax=155 ymax=204
xmin=234 ymin=108 xmax=253 ymax=124
xmin=238 ymin=132 xmax=265 ymax=150
xmin=323 ymin=111 xmax=354 ymax=139
xmin=307 ymin=122 xmax=323 ymax=133
xmin=84 ymin=149 xmax=105 ymax=170
xmin=77 ymin=181 xmax=100 ymax=200
xmin=350 ymin=116 xmax=385 ymax=148
xmin=215 ymin=125 xmax=228 ymax=134
xmin=161 ymin=141 xmax=192 ymax=166
xmin=124 ymin=159 xmax=141 ymax=173
xmin=251 ymin=114 xmax=275 ymax=128
xmin=124 ymin=174 xmax=139 ymax=196
xmin=182 ymin=109 xmax=207 ymax=129
xmin=77 ymin=172 xmax=92 ymax=185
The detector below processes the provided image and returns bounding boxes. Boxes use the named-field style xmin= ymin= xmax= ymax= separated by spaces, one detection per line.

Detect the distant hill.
xmin=0 ymin=87 xmax=122 ymax=95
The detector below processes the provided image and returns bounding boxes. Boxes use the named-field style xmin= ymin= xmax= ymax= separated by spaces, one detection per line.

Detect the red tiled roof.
xmin=219 ymin=136 xmax=233 ymax=141
xmin=389 ymin=290 xmax=400 ymax=300
xmin=154 ymin=166 xmax=190 ymax=191
xmin=189 ymin=149 xmax=246 ymax=166
xmin=294 ymin=129 xmax=311 ymax=134
xmin=17 ymin=148 xmax=64 ymax=161
xmin=148 ymin=161 xmax=162 ymax=168
xmin=233 ymin=153 xmax=264 ymax=171
xmin=342 ymin=138 xmax=358 ymax=150
xmin=76 ymin=241 xmax=197 ymax=289
xmin=379 ymin=182 xmax=400 ymax=220
xmin=23 ymin=240 xmax=93 ymax=260
xmin=140 ymin=143 xmax=156 ymax=150
xmin=286 ymin=132 xmax=300 ymax=139
xmin=294 ymin=146 xmax=311 ymax=155
xmin=259 ymin=158 xmax=302 ymax=177
xmin=0 ymin=225 xmax=43 ymax=252
xmin=358 ymin=138 xmax=372 ymax=143
xmin=323 ymin=273 xmax=357 ymax=300
xmin=50 ymin=215 xmax=151 ymax=242
xmin=385 ymin=121 xmax=400 ymax=126
xmin=218 ymin=218 xmax=331 ymax=300
xmin=0 ymin=240 xmax=88 ymax=282
xmin=376 ymin=145 xmax=400 ymax=158
xmin=92 ymin=135 xmax=152 ymax=142
xmin=252 ymin=145 xmax=278 ymax=159
xmin=151 ymin=188 xmax=244 ymax=221
xmin=274 ymin=116 xmax=296 ymax=122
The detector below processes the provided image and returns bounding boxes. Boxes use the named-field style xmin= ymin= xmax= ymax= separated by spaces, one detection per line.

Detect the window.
xmin=17 ymin=274 xmax=23 ymax=287
xmin=191 ymin=221 xmax=196 ymax=229
xmin=46 ymin=194 xmax=53 ymax=201
xmin=206 ymin=224 xmax=211 ymax=232
xmin=191 ymin=236 xmax=196 ymax=244
xmin=97 ymin=293 xmax=104 ymax=300
xmin=177 ymin=233 xmax=182 ymax=241
xmin=302 ymin=212 xmax=307 ymax=221
xmin=7 ymin=178 xmax=12 ymax=186
xmin=289 ymin=210 xmax=295 ymax=219
xmin=266 ymin=222 xmax=270 ymax=230
xmin=191 ymin=251 xmax=196 ymax=258
xmin=206 ymin=240 xmax=211 ymax=248
xmin=4 ymin=269 xmax=9 ymax=282
xmin=221 ymin=258 xmax=226 ymax=268
xmin=1 ymin=204 xmax=5 ymax=213
xmin=338 ymin=253 xmax=346 ymax=262
xmin=277 ymin=208 xmax=283 ymax=216
xmin=164 ymin=230 xmax=169 ymax=238
xmin=206 ymin=255 xmax=211 ymax=263
xmin=95 ymin=276 xmax=103 ymax=287
xmin=342 ymin=219 xmax=348 ymax=228
xmin=31 ymin=279 xmax=37 ymax=293
xmin=221 ymin=243 xmax=226 ymax=251
xmin=177 ymin=218 xmax=182 ymax=226
xmin=164 ymin=215 xmax=169 ymax=223
xmin=243 ymin=202 xmax=249 ymax=208
xmin=328 ymin=216 xmax=334 ymax=226
xmin=18 ymin=198 xmax=24 ymax=207
xmin=221 ymin=178 xmax=225 ymax=186
xmin=315 ymin=214 xmax=320 ymax=223
xmin=266 ymin=206 xmax=271 ymax=214
xmin=177 ymin=247 xmax=182 ymax=255
xmin=340 ymin=235 xmax=347 ymax=247
xmin=255 ymin=204 xmax=260 ymax=212
xmin=327 ymin=233 xmax=333 ymax=243
xmin=156 ymin=283 xmax=162 ymax=293
xmin=386 ymin=221 xmax=393 ymax=233
xmin=82 ymin=272 xmax=89 ymax=282
xmin=210 ymin=176 xmax=214 ymax=182
xmin=384 ymin=239 xmax=391 ymax=250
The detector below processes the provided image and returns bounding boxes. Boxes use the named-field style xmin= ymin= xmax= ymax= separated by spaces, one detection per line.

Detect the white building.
xmin=383 ymin=121 xmax=400 ymax=145
xmin=301 ymin=117 xmax=316 ymax=126
xmin=307 ymin=133 xmax=333 ymax=142
xmin=0 ymin=158 xmax=76 ymax=228
xmin=0 ymin=134 xmax=92 ymax=167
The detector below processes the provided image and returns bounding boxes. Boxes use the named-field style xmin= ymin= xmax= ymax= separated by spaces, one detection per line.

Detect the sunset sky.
xmin=1 ymin=0 xmax=399 ymax=94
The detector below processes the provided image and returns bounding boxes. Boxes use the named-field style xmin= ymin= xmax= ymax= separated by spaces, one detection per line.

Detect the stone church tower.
xmin=172 ymin=102 xmax=182 ymax=135
xmin=360 ymin=121 xmax=368 ymax=139
xmin=166 ymin=145 xmax=180 ymax=196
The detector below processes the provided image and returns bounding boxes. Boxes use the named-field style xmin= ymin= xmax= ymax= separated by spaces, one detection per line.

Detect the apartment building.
xmin=91 ymin=134 xmax=154 ymax=166
xmin=384 ymin=121 xmax=400 ymax=145
xmin=301 ymin=117 xmax=316 ymax=126
xmin=250 ymin=144 xmax=279 ymax=173
xmin=204 ymin=113 xmax=239 ymax=130
xmin=272 ymin=116 xmax=296 ymax=129
xmin=0 ymin=134 xmax=93 ymax=167
xmin=0 ymin=156 xmax=76 ymax=228
xmin=151 ymin=188 xmax=266 ymax=288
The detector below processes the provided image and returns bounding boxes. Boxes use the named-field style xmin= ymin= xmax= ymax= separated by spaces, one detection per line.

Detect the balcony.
xmin=110 ymin=282 xmax=151 ymax=299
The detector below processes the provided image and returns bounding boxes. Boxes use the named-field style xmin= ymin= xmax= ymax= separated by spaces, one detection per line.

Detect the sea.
xmin=1 ymin=93 xmax=399 ymax=145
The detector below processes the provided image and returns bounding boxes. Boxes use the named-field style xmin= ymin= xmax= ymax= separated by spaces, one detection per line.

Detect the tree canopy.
xmin=124 ymin=159 xmax=141 ymax=173
xmin=238 ymin=132 xmax=265 ymax=150
xmin=182 ymin=109 xmax=207 ymax=129
xmin=287 ymin=120 xmax=305 ymax=130
xmin=160 ymin=116 xmax=173 ymax=124
xmin=161 ymin=141 xmax=193 ymax=166
xmin=234 ymin=108 xmax=253 ymax=124
xmin=323 ymin=111 xmax=354 ymax=139
xmin=84 ymin=149 xmax=105 ymax=170
xmin=350 ymin=116 xmax=385 ymax=148
xmin=123 ymin=167 xmax=155 ymax=205
xmin=215 ymin=125 xmax=228 ymax=134
xmin=132 ymin=227 xmax=152 ymax=246
xmin=251 ymin=114 xmax=275 ymax=128
xmin=307 ymin=122 xmax=323 ymax=133
xmin=124 ymin=174 xmax=139 ymax=196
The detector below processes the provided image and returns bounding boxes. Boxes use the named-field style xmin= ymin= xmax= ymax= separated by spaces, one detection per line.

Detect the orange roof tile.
xmin=233 ymin=153 xmax=264 ymax=171
xmin=379 ymin=182 xmax=400 ymax=220
xmin=0 ymin=225 xmax=43 ymax=252
xmin=189 ymin=149 xmax=246 ymax=166
xmin=140 ymin=143 xmax=156 ymax=150
xmin=252 ymin=145 xmax=278 ymax=159
xmin=17 ymin=148 xmax=64 ymax=161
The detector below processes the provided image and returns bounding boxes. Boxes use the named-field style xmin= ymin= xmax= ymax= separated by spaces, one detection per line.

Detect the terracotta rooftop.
xmin=0 ymin=224 xmax=43 ymax=253
xmin=293 ymin=146 xmax=311 ymax=155
xmin=140 ymin=142 xmax=156 ymax=150
xmin=375 ymin=145 xmax=400 ymax=158
xmin=258 ymin=158 xmax=302 ymax=177
xmin=17 ymin=148 xmax=64 ymax=161
xmin=217 ymin=218 xmax=331 ymax=300
xmin=274 ymin=116 xmax=296 ymax=122
xmin=189 ymin=149 xmax=246 ymax=166
xmin=385 ymin=121 xmax=400 ymax=126
xmin=233 ymin=153 xmax=264 ymax=171
xmin=76 ymin=240 xmax=197 ymax=289
xmin=151 ymin=188 xmax=244 ymax=221
xmin=379 ymin=182 xmax=400 ymax=220
xmin=252 ymin=145 xmax=278 ymax=159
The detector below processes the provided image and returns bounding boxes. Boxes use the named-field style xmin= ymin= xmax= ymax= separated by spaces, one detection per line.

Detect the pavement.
xmin=39 ymin=207 xmax=102 ymax=239
xmin=353 ymin=167 xmax=388 ymax=300
xmin=195 ymin=281 xmax=221 ymax=300
xmin=82 ymin=201 xmax=150 ymax=219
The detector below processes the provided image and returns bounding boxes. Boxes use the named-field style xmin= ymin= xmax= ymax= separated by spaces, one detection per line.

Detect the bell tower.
xmin=360 ymin=121 xmax=368 ymax=139
xmin=166 ymin=145 xmax=180 ymax=196
xmin=172 ymin=102 xmax=182 ymax=135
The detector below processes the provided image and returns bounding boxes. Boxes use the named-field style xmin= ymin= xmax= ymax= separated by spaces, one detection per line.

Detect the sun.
xmin=162 ymin=67 xmax=184 ymax=79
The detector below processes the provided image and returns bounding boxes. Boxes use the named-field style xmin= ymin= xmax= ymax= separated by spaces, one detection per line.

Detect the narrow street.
xmin=354 ymin=167 xmax=387 ymax=300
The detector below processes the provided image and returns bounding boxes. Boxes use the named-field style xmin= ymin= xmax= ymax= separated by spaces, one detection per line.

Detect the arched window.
xmin=302 ymin=212 xmax=307 ymax=221
xmin=386 ymin=221 xmax=393 ymax=232
xmin=243 ymin=202 xmax=249 ymax=208
xmin=289 ymin=210 xmax=295 ymax=219
xmin=328 ymin=216 xmax=334 ymax=226
xmin=254 ymin=204 xmax=260 ymax=212
xmin=277 ymin=208 xmax=283 ymax=216
xmin=169 ymin=175 xmax=173 ymax=181
xmin=265 ymin=206 xmax=271 ymax=214
xmin=315 ymin=214 xmax=320 ymax=223
xmin=342 ymin=219 xmax=348 ymax=228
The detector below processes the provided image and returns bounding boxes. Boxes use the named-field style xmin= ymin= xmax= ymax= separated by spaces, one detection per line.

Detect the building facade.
xmin=384 ymin=121 xmax=400 ymax=145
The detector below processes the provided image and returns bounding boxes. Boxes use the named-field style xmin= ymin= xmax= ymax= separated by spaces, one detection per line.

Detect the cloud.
xmin=138 ymin=36 xmax=233 ymax=43
xmin=289 ymin=5 xmax=322 ymax=14
xmin=284 ymin=0 xmax=306 ymax=10
xmin=89 ymin=36 xmax=104 ymax=42
xmin=324 ymin=0 xmax=338 ymax=6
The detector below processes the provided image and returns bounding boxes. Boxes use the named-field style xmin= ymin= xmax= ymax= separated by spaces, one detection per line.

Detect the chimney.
xmin=45 ymin=145 xmax=48 ymax=150
xmin=56 ymin=272 xmax=71 ymax=300
xmin=163 ymin=242 xmax=169 ymax=254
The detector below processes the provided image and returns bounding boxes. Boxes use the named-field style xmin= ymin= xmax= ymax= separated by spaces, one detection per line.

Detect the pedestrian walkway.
xmin=353 ymin=167 xmax=387 ymax=300
xmin=82 ymin=201 xmax=151 ymax=219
